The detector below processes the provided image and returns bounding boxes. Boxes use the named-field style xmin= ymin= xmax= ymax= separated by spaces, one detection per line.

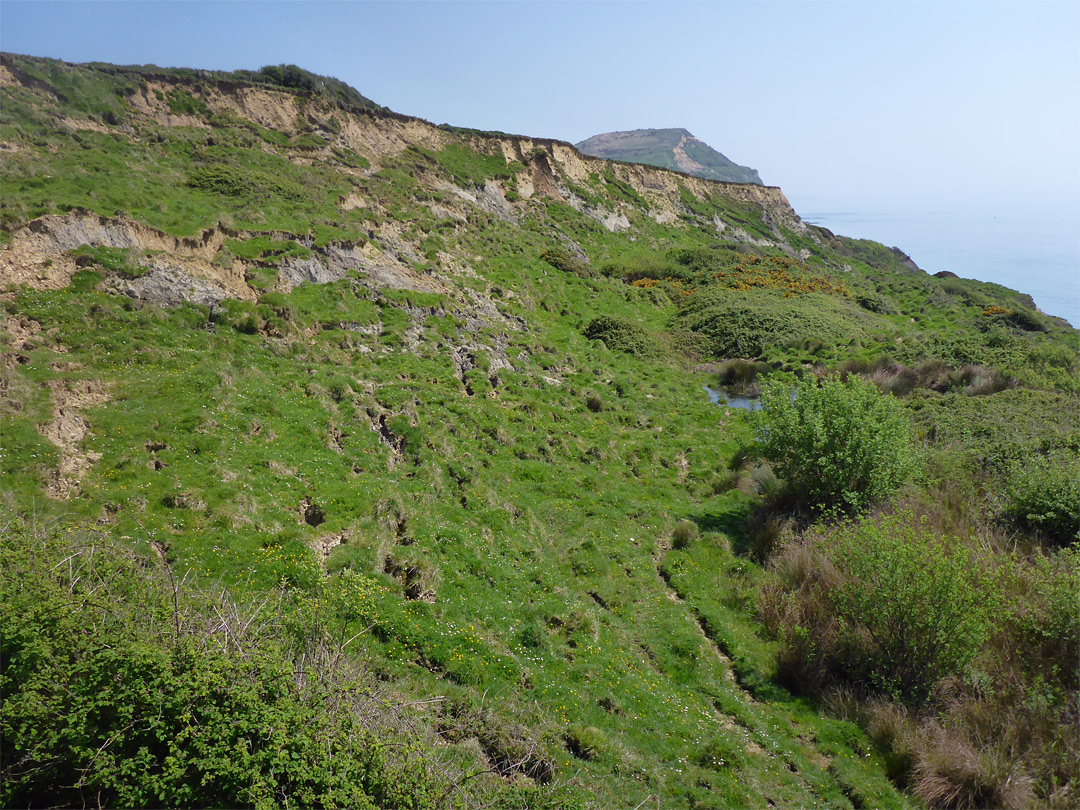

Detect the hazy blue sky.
xmin=3 ymin=0 xmax=1077 ymax=211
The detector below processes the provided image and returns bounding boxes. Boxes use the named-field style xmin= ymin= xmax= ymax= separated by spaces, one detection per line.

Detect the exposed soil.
xmin=39 ymin=378 xmax=109 ymax=499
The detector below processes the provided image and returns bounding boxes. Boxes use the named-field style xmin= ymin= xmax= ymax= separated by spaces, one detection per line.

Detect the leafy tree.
xmin=751 ymin=374 xmax=916 ymax=513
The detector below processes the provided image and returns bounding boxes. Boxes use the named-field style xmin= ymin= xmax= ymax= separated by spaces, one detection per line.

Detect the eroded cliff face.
xmin=0 ymin=63 xmax=808 ymax=311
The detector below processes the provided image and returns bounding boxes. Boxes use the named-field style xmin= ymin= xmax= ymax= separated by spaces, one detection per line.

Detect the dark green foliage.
xmin=0 ymin=524 xmax=443 ymax=809
xmin=188 ymin=162 xmax=307 ymax=203
xmin=602 ymin=251 xmax=697 ymax=283
xmin=675 ymin=288 xmax=867 ymax=360
xmin=671 ymin=519 xmax=699 ymax=549
xmin=583 ymin=314 xmax=655 ymax=356
xmin=251 ymin=63 xmax=385 ymax=113
xmin=187 ymin=164 xmax=256 ymax=196
xmin=752 ymin=375 xmax=917 ymax=514
xmin=540 ymin=246 xmax=591 ymax=277
xmin=166 ymin=88 xmax=210 ymax=116
xmin=714 ymin=358 xmax=767 ymax=395
xmin=1004 ymin=450 xmax=1080 ymax=543
xmin=564 ymin=725 xmax=606 ymax=761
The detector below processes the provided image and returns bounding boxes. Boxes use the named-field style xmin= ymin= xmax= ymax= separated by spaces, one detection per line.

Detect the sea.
xmin=787 ymin=195 xmax=1080 ymax=328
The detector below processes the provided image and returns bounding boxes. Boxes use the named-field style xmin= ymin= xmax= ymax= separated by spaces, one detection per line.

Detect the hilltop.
xmin=1 ymin=54 xmax=1077 ymax=810
xmin=576 ymin=128 xmax=764 ymax=185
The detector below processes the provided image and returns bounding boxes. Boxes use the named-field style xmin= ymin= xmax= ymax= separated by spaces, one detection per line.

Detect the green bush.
xmin=582 ymin=315 xmax=655 ymax=357
xmin=751 ymin=375 xmax=916 ymax=514
xmin=1004 ymin=450 xmax=1080 ymax=544
xmin=674 ymin=288 xmax=865 ymax=359
xmin=564 ymin=725 xmax=605 ymax=761
xmin=829 ymin=516 xmax=994 ymax=703
xmin=540 ymin=247 xmax=591 ymax=277
xmin=0 ymin=524 xmax=444 ymax=809
xmin=671 ymin=519 xmax=699 ymax=549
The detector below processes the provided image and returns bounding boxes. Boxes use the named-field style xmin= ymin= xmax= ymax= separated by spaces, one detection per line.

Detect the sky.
xmin=2 ymin=0 xmax=1077 ymax=204
xmin=2 ymin=0 xmax=1078 ymax=318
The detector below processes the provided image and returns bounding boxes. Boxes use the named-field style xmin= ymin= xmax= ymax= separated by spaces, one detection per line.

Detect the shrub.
xmin=714 ymin=358 xmax=766 ymax=395
xmin=762 ymin=515 xmax=995 ymax=706
xmin=540 ymin=247 xmax=591 ymax=277
xmin=674 ymin=287 xmax=864 ymax=359
xmin=671 ymin=519 xmax=699 ymax=549
xmin=519 ymin=621 xmax=546 ymax=651
xmin=0 ymin=523 xmax=445 ymax=810
xmin=751 ymin=374 xmax=917 ymax=514
xmin=564 ymin=725 xmax=605 ymax=761
xmin=1004 ymin=450 xmax=1080 ymax=544
xmin=828 ymin=516 xmax=995 ymax=703
xmin=582 ymin=315 xmax=655 ymax=357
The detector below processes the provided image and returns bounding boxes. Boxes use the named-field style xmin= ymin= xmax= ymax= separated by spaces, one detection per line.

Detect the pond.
xmin=703 ymin=385 xmax=760 ymax=412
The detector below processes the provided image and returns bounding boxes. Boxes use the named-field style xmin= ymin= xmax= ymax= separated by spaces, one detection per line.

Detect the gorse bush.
xmin=674 ymin=288 xmax=867 ymax=360
xmin=751 ymin=374 xmax=917 ymax=514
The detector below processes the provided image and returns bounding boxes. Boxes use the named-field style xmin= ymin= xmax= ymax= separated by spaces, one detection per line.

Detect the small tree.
xmin=751 ymin=374 xmax=916 ymax=514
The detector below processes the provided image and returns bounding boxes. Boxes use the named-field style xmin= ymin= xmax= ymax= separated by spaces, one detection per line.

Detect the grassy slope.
xmin=2 ymin=55 xmax=1077 ymax=808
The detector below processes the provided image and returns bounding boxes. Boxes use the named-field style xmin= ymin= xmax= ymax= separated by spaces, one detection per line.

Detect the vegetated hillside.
xmin=575 ymin=128 xmax=763 ymax=185
xmin=1 ymin=53 xmax=1077 ymax=810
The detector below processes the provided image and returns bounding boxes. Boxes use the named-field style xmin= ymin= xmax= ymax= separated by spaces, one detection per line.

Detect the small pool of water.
xmin=703 ymin=386 xmax=760 ymax=412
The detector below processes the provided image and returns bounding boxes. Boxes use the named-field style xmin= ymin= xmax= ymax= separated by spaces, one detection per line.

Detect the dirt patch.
xmin=2 ymin=313 xmax=42 ymax=353
xmin=0 ymin=212 xmax=254 ymax=303
xmin=312 ymin=531 xmax=348 ymax=563
xmin=338 ymin=191 xmax=367 ymax=212
xmin=62 ymin=118 xmax=114 ymax=134
xmin=127 ymin=81 xmax=210 ymax=128
xmin=39 ymin=378 xmax=108 ymax=499
xmin=338 ymin=114 xmax=449 ymax=163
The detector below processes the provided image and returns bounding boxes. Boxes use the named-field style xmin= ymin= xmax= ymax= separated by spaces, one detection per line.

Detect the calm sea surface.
xmin=789 ymin=196 xmax=1079 ymax=327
